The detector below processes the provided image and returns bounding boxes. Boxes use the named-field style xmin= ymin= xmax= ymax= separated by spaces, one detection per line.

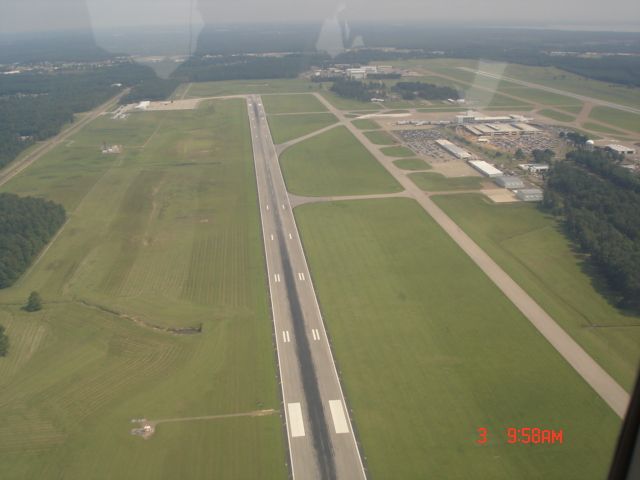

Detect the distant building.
xmin=468 ymin=160 xmax=503 ymax=177
xmin=435 ymin=139 xmax=472 ymax=159
xmin=518 ymin=164 xmax=550 ymax=174
xmin=606 ymin=144 xmax=635 ymax=155
xmin=347 ymin=68 xmax=367 ymax=80
xmin=494 ymin=176 xmax=525 ymax=189
xmin=516 ymin=188 xmax=544 ymax=202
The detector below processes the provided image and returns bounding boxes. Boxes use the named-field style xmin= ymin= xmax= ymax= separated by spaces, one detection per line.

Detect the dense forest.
xmin=542 ymin=150 xmax=640 ymax=309
xmin=392 ymin=81 xmax=459 ymax=100
xmin=0 ymin=61 xmax=172 ymax=168
xmin=330 ymin=79 xmax=386 ymax=102
xmin=0 ymin=193 xmax=66 ymax=289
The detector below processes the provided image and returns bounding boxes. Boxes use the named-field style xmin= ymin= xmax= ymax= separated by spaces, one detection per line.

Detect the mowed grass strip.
xmin=185 ymin=78 xmax=316 ymax=98
xmin=588 ymin=106 xmax=640 ymax=134
xmin=352 ymin=119 xmax=380 ymax=130
xmin=363 ymin=130 xmax=397 ymax=145
xmin=433 ymin=194 xmax=640 ymax=389
xmin=261 ymin=94 xmax=328 ymax=114
xmin=0 ymin=100 xmax=287 ymax=479
xmin=295 ymin=198 xmax=620 ymax=479
xmin=279 ymin=126 xmax=402 ymax=196
xmin=319 ymin=91 xmax=380 ymax=111
xmin=267 ymin=113 xmax=337 ymax=144
xmin=410 ymin=172 xmax=483 ymax=191
xmin=379 ymin=145 xmax=415 ymax=157
xmin=538 ymin=109 xmax=576 ymax=123
xmin=393 ymin=158 xmax=431 ymax=170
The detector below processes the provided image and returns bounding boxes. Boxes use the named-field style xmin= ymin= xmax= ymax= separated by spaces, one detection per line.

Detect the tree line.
xmin=329 ymin=79 xmax=386 ymax=102
xmin=0 ymin=193 xmax=66 ymax=289
xmin=392 ymin=81 xmax=459 ymax=100
xmin=542 ymin=149 xmax=640 ymax=309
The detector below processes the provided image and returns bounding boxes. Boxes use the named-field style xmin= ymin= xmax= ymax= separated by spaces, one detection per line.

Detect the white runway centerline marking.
xmin=266 ymin=205 xmax=270 ymax=211
xmin=328 ymin=400 xmax=350 ymax=434
xmin=282 ymin=204 xmax=286 ymax=210
xmin=288 ymin=403 xmax=305 ymax=438
xmin=282 ymin=330 xmax=291 ymax=343
xmin=289 ymin=233 xmax=293 ymax=240
xmin=270 ymin=234 xmax=274 ymax=241
xmin=311 ymin=328 xmax=320 ymax=341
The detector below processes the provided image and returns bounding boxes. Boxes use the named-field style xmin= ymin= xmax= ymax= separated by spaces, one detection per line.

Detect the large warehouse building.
xmin=468 ymin=160 xmax=503 ymax=177
xmin=516 ymin=188 xmax=544 ymax=202
xmin=605 ymin=144 xmax=636 ymax=155
xmin=463 ymin=123 xmax=541 ymax=136
xmin=494 ymin=176 xmax=525 ymax=189
xmin=436 ymin=139 xmax=472 ymax=159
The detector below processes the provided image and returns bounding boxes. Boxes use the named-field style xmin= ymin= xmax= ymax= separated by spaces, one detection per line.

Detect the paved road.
xmin=460 ymin=67 xmax=640 ymax=116
xmin=247 ymin=96 xmax=366 ymax=480
xmin=0 ymin=90 xmax=127 ymax=188
xmin=314 ymin=92 xmax=630 ymax=418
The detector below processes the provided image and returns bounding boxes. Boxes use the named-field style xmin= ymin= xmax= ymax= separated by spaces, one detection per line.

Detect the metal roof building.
xmin=468 ymin=160 xmax=503 ymax=177
xmin=435 ymin=139 xmax=472 ymax=159
xmin=494 ymin=176 xmax=525 ymax=189
xmin=606 ymin=144 xmax=636 ymax=155
xmin=516 ymin=188 xmax=544 ymax=202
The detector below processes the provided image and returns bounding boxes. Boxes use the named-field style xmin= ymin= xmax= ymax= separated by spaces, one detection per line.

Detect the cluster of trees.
xmin=542 ymin=150 xmax=640 ymax=309
xmin=532 ymin=149 xmax=555 ymax=164
xmin=120 ymin=77 xmax=181 ymax=105
xmin=0 ymin=324 xmax=7 ymax=357
xmin=329 ymin=79 xmax=386 ymax=102
xmin=560 ymin=131 xmax=590 ymax=146
xmin=392 ymin=81 xmax=459 ymax=100
xmin=0 ymin=193 xmax=66 ymax=288
xmin=0 ymin=61 xmax=169 ymax=168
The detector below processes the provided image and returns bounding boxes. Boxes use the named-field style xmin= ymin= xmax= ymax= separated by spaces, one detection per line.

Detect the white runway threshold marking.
xmin=328 ymin=400 xmax=350 ymax=434
xmin=288 ymin=403 xmax=305 ymax=438
xmin=274 ymin=274 xmax=281 ymax=283
xmin=282 ymin=330 xmax=291 ymax=343
xmin=297 ymin=272 xmax=306 ymax=281
xmin=311 ymin=328 xmax=320 ymax=341
xmin=270 ymin=234 xmax=274 ymax=241
xmin=289 ymin=233 xmax=293 ymax=240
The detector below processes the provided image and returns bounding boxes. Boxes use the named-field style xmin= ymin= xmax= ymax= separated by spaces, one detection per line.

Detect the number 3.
xmin=476 ymin=427 xmax=488 ymax=445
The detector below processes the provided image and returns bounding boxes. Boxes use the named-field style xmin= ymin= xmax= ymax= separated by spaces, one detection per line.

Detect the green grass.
xmin=500 ymin=87 xmax=582 ymax=107
xmin=582 ymin=122 xmax=628 ymax=136
xmin=352 ymin=119 xmax=380 ymax=130
xmin=261 ymin=94 xmax=327 ymax=114
xmin=409 ymin=172 xmax=483 ymax=191
xmin=539 ymin=109 xmax=576 ymax=123
xmin=363 ymin=130 xmax=398 ymax=145
xmin=185 ymin=78 xmax=317 ymax=98
xmin=0 ymin=100 xmax=287 ymax=479
xmin=295 ymin=198 xmax=620 ymax=479
xmin=588 ymin=107 xmax=640 ymax=134
xmin=392 ymin=158 xmax=431 ymax=170
xmin=319 ymin=91 xmax=381 ymax=111
xmin=433 ymin=194 xmax=640 ymax=390
xmin=267 ymin=113 xmax=338 ymax=144
xmin=279 ymin=126 xmax=401 ymax=196
xmin=379 ymin=145 xmax=415 ymax=158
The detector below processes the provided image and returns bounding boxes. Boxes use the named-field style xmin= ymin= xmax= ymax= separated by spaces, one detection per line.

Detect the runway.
xmin=247 ymin=95 xmax=367 ymax=480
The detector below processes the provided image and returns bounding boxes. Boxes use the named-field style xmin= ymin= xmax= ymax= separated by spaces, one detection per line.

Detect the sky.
xmin=1 ymin=0 xmax=639 ymax=34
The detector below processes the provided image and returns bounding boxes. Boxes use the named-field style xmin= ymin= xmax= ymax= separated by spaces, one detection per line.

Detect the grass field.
xmin=380 ymin=145 xmax=415 ymax=157
xmin=319 ymin=91 xmax=381 ymax=111
xmin=0 ymin=100 xmax=287 ymax=479
xmin=185 ymin=79 xmax=317 ymax=98
xmin=363 ymin=130 xmax=398 ymax=145
xmin=295 ymin=198 xmax=620 ymax=479
xmin=433 ymin=194 xmax=640 ymax=390
xmin=538 ymin=109 xmax=576 ymax=123
xmin=267 ymin=113 xmax=338 ymax=144
xmin=352 ymin=119 xmax=380 ymax=130
xmin=262 ymin=94 xmax=327 ymax=114
xmin=582 ymin=122 xmax=628 ymax=136
xmin=588 ymin=107 xmax=640 ymax=134
xmin=392 ymin=158 xmax=431 ymax=170
xmin=498 ymin=87 xmax=582 ymax=108
xmin=279 ymin=126 xmax=401 ymax=196
xmin=409 ymin=172 xmax=483 ymax=191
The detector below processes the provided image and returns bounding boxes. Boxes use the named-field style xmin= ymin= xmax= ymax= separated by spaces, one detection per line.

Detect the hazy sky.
xmin=1 ymin=0 xmax=639 ymax=34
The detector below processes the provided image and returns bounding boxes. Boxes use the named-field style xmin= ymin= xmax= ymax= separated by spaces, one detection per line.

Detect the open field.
xmin=295 ymin=198 xmax=620 ymax=479
xmin=538 ymin=109 xmax=576 ymax=123
xmin=279 ymin=126 xmax=401 ymax=196
xmin=352 ymin=119 xmax=380 ymax=130
xmin=582 ymin=122 xmax=628 ymax=136
xmin=409 ymin=172 xmax=484 ymax=191
xmin=588 ymin=107 xmax=640 ymax=135
xmin=498 ymin=86 xmax=582 ymax=108
xmin=267 ymin=113 xmax=338 ymax=145
xmin=393 ymin=158 xmax=431 ymax=170
xmin=380 ymin=145 xmax=415 ymax=157
xmin=262 ymin=94 xmax=327 ymax=114
xmin=185 ymin=79 xmax=316 ymax=98
xmin=0 ymin=100 xmax=287 ymax=479
xmin=433 ymin=194 xmax=640 ymax=390
xmin=319 ymin=91 xmax=381 ymax=111
xmin=363 ymin=130 xmax=398 ymax=145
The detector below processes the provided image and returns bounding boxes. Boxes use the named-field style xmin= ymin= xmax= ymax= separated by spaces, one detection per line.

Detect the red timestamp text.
xmin=476 ymin=427 xmax=564 ymax=445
